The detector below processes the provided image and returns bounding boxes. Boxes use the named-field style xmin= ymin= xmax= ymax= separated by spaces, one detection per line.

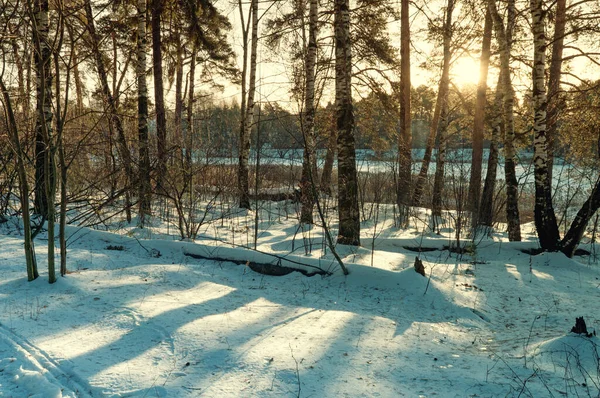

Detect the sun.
xmin=451 ymin=56 xmax=483 ymax=87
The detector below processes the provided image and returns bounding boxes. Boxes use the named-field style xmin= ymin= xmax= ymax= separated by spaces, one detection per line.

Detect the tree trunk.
xmin=238 ymin=0 xmax=258 ymax=210
xmin=300 ymin=0 xmax=318 ymax=224
xmin=137 ymin=0 xmax=152 ymax=225
xmin=0 ymin=78 xmax=39 ymax=281
xmin=152 ymin=0 xmax=167 ymax=192
xmin=560 ymin=175 xmax=600 ymax=257
xmin=54 ymin=20 xmax=69 ymax=278
xmin=396 ymin=0 xmax=412 ymax=226
xmin=335 ymin=0 xmax=360 ymax=246
xmin=431 ymin=0 xmax=454 ymax=227
xmin=468 ymin=8 xmax=492 ymax=228
xmin=185 ymin=49 xmax=197 ymax=237
xmin=489 ymin=0 xmax=521 ymax=241
xmin=84 ymin=0 xmax=133 ymax=222
xmin=412 ymin=4 xmax=452 ymax=208
xmin=546 ymin=0 xmax=566 ymax=183
xmin=174 ymin=29 xmax=184 ymax=162
xmin=531 ymin=0 xmax=560 ymax=250
xmin=320 ymin=118 xmax=336 ymax=195
xmin=479 ymin=72 xmax=503 ymax=229
xmin=33 ymin=0 xmax=56 ymax=282
xmin=33 ymin=0 xmax=53 ymax=221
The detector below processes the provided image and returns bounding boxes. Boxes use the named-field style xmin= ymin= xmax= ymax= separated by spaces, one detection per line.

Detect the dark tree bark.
xmin=33 ymin=0 xmax=53 ymax=220
xmin=152 ymin=0 xmax=167 ymax=192
xmin=84 ymin=0 xmax=134 ymax=222
xmin=468 ymin=9 xmax=492 ymax=228
xmin=396 ymin=0 xmax=412 ymax=226
xmin=0 ymin=78 xmax=39 ymax=281
xmin=479 ymin=72 xmax=503 ymax=229
xmin=412 ymin=0 xmax=452 ymax=207
xmin=335 ymin=0 xmax=360 ymax=245
xmin=560 ymin=176 xmax=600 ymax=257
xmin=489 ymin=0 xmax=521 ymax=241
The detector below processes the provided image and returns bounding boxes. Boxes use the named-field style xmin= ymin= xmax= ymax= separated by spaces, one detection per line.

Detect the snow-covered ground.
xmin=0 ymin=206 xmax=599 ymax=397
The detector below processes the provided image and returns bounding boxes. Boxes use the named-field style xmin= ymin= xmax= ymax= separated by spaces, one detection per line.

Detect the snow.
xmin=0 ymin=207 xmax=599 ymax=397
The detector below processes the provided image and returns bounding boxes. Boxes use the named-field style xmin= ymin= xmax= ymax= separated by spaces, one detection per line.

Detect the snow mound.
xmin=529 ymin=334 xmax=600 ymax=386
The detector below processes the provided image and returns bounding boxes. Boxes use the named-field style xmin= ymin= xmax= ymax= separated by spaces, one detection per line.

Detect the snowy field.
xmin=0 ymin=205 xmax=599 ymax=397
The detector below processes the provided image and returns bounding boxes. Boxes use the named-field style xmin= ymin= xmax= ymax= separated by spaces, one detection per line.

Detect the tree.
xmin=151 ymin=0 xmax=167 ymax=192
xmin=396 ymin=0 xmax=411 ymax=226
xmin=468 ymin=8 xmax=492 ymax=229
xmin=137 ymin=0 xmax=152 ymax=225
xmin=531 ymin=0 xmax=560 ymax=250
xmin=0 ymin=77 xmax=38 ymax=281
xmin=430 ymin=0 xmax=455 ymax=228
xmin=545 ymin=0 xmax=566 ymax=183
xmin=412 ymin=0 xmax=453 ymax=208
xmin=489 ymin=0 xmax=521 ymax=241
xmin=335 ymin=0 xmax=360 ymax=245
xmin=32 ymin=0 xmax=56 ymax=282
xmin=238 ymin=0 xmax=258 ymax=210
xmin=83 ymin=0 xmax=135 ymax=222
xmin=299 ymin=0 xmax=319 ymax=225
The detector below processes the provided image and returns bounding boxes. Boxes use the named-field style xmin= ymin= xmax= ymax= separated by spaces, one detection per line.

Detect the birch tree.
xmin=32 ymin=0 xmax=56 ymax=282
xmin=299 ymin=0 xmax=318 ymax=224
xmin=335 ymin=0 xmax=360 ymax=245
xmin=238 ymin=0 xmax=258 ymax=210
xmin=489 ymin=0 xmax=521 ymax=241
xmin=137 ymin=0 xmax=152 ymax=225
xmin=531 ymin=0 xmax=560 ymax=250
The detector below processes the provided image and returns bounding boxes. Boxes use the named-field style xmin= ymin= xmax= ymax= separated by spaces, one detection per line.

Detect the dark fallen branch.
xmin=403 ymin=246 xmax=439 ymax=253
xmin=183 ymin=251 xmax=330 ymax=277
xmin=520 ymin=247 xmax=591 ymax=256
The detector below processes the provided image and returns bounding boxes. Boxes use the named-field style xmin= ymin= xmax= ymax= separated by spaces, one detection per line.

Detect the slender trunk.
xmin=152 ymin=0 xmax=167 ymax=192
xmin=431 ymin=0 xmax=454 ymax=223
xmin=335 ymin=0 xmax=360 ymax=245
xmin=239 ymin=0 xmax=258 ymax=210
xmin=489 ymin=0 xmax=521 ymax=241
xmin=84 ymin=0 xmax=133 ymax=222
xmin=320 ymin=117 xmax=336 ymax=195
xmin=531 ymin=0 xmax=560 ymax=250
xmin=174 ymin=30 xmax=183 ymax=161
xmin=300 ymin=0 xmax=318 ymax=224
xmin=479 ymin=72 xmax=503 ymax=229
xmin=468 ymin=9 xmax=492 ymax=228
xmin=412 ymin=3 xmax=453 ymax=207
xmin=546 ymin=0 xmax=566 ymax=183
xmin=54 ymin=17 xmax=69 ymax=278
xmin=137 ymin=0 xmax=151 ymax=225
xmin=10 ymin=39 xmax=26 ymax=114
xmin=560 ymin=174 xmax=600 ymax=257
xmin=185 ymin=49 xmax=197 ymax=237
xmin=396 ymin=0 xmax=411 ymax=225
xmin=0 ymin=78 xmax=39 ymax=281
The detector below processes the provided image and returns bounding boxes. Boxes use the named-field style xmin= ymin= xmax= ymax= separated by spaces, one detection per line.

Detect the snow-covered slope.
xmin=0 ymin=213 xmax=599 ymax=397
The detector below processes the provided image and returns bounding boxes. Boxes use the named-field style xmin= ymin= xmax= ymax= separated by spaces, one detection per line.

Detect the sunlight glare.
xmin=451 ymin=57 xmax=481 ymax=87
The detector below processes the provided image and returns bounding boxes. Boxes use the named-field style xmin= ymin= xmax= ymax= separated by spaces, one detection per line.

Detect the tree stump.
xmin=570 ymin=317 xmax=595 ymax=337
xmin=414 ymin=257 xmax=425 ymax=277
